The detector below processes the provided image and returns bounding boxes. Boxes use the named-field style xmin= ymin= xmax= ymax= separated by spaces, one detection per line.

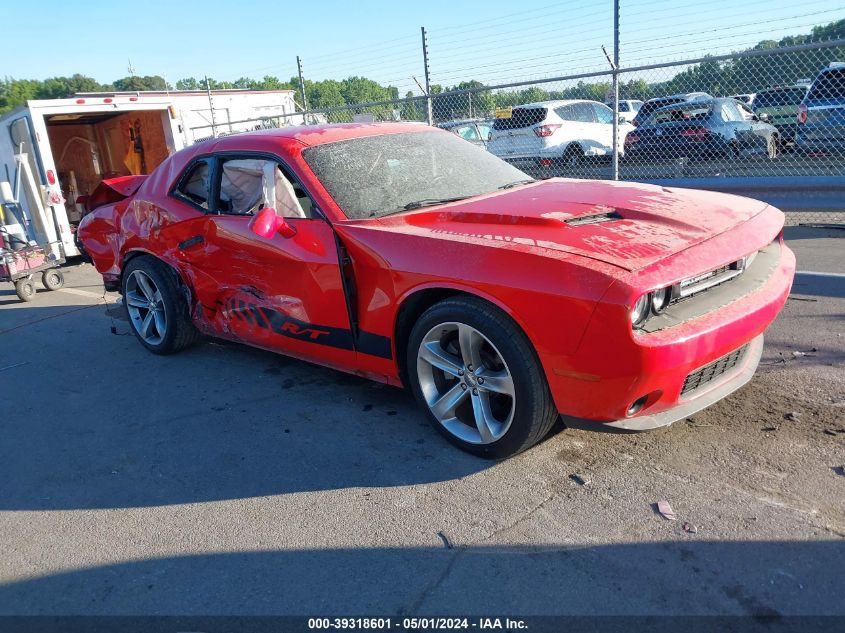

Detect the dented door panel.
xmin=178 ymin=214 xmax=358 ymax=370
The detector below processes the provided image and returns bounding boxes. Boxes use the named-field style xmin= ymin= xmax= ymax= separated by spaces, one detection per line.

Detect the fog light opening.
xmin=627 ymin=395 xmax=648 ymax=417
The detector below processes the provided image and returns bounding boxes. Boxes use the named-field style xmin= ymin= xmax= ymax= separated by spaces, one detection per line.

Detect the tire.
xmin=122 ymin=256 xmax=198 ymax=355
xmin=14 ymin=279 xmax=36 ymax=302
xmin=407 ymin=296 xmax=559 ymax=458
xmin=766 ymin=135 xmax=778 ymax=160
xmin=562 ymin=144 xmax=584 ymax=169
xmin=42 ymin=269 xmax=64 ymax=291
xmin=728 ymin=140 xmax=741 ymax=160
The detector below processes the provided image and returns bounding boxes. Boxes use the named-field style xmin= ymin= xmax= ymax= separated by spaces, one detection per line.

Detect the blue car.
xmin=796 ymin=62 xmax=845 ymax=155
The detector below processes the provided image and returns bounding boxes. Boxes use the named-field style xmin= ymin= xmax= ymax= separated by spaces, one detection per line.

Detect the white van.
xmin=0 ymin=89 xmax=299 ymax=256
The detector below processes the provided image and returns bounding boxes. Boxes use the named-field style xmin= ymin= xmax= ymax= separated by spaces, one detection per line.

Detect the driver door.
xmin=173 ymin=153 xmax=357 ymax=371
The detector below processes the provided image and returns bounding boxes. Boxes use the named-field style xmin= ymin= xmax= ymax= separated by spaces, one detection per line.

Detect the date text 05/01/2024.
xmin=307 ymin=617 xmax=528 ymax=630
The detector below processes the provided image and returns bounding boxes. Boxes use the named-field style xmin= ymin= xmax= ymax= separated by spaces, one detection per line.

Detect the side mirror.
xmin=618 ymin=115 xmax=626 ymax=124
xmin=758 ymin=113 xmax=770 ymax=122
xmin=248 ymin=207 xmax=297 ymax=239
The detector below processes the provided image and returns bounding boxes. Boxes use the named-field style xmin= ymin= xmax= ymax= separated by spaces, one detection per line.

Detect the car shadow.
xmin=791 ymin=274 xmax=845 ymax=299
xmin=1 ymin=541 xmax=843 ymax=617
xmin=0 ymin=302 xmax=496 ymax=511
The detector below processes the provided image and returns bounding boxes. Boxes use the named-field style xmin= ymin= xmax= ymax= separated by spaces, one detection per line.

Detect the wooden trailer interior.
xmin=44 ymin=110 xmax=171 ymax=217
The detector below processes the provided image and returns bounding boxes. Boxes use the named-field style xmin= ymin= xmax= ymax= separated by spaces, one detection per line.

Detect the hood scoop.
xmin=564 ymin=211 xmax=623 ymax=226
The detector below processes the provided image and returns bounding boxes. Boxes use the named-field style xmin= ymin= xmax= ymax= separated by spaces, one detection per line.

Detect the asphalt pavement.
xmin=0 ymin=226 xmax=842 ymax=616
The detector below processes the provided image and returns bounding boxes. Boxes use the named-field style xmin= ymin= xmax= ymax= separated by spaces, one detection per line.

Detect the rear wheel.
xmin=407 ymin=296 xmax=559 ymax=458
xmin=122 ymin=256 xmax=198 ymax=354
xmin=766 ymin=134 xmax=779 ymax=159
xmin=562 ymin=144 xmax=584 ymax=169
xmin=42 ymin=269 xmax=64 ymax=291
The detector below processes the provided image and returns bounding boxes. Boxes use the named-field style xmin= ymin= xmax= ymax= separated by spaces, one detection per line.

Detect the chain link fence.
xmin=238 ymin=35 xmax=845 ymax=225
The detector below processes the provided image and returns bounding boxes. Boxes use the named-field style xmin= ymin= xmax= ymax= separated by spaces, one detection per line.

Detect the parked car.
xmin=436 ymin=118 xmax=493 ymax=148
xmin=796 ymin=62 xmax=845 ymax=156
xmin=624 ymin=97 xmax=780 ymax=160
xmin=729 ymin=93 xmax=756 ymax=107
xmin=631 ymin=92 xmax=712 ymax=127
xmin=78 ymin=123 xmax=794 ymax=458
xmin=605 ymin=99 xmax=643 ymax=123
xmin=487 ymin=100 xmax=633 ymax=172
xmin=752 ymin=85 xmax=809 ymax=144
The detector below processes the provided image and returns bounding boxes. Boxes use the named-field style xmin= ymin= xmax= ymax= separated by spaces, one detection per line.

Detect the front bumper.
xmin=591 ymin=334 xmax=763 ymax=430
xmin=543 ymin=213 xmax=795 ymax=430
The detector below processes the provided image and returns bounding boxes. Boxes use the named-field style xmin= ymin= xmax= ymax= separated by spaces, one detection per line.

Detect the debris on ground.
xmin=570 ymin=473 xmax=590 ymax=486
xmin=682 ymin=522 xmax=698 ymax=534
xmin=437 ymin=531 xmax=454 ymax=549
xmin=823 ymin=429 xmax=845 ymax=436
xmin=792 ymin=348 xmax=817 ymax=358
xmin=784 ymin=411 xmax=802 ymax=421
xmin=787 ymin=296 xmax=818 ymax=302
xmin=832 ymin=466 xmax=845 ymax=477
xmin=656 ymin=500 xmax=676 ymax=521
xmin=685 ymin=419 xmax=713 ymax=428
xmin=762 ymin=426 xmax=778 ymax=432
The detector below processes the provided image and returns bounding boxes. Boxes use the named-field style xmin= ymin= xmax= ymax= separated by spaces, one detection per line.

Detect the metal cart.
xmin=0 ymin=241 xmax=66 ymax=302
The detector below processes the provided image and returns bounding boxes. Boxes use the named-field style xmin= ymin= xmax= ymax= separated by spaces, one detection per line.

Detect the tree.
xmin=176 ymin=77 xmax=200 ymax=90
xmin=400 ymin=90 xmax=423 ymax=121
xmin=113 ymin=75 xmax=168 ymax=91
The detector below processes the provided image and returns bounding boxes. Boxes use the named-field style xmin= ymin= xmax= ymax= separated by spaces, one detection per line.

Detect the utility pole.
xmin=612 ymin=0 xmax=620 ymax=181
xmin=297 ymin=56 xmax=309 ymax=115
xmin=205 ymin=75 xmax=218 ymax=138
xmin=421 ymin=27 xmax=433 ymax=125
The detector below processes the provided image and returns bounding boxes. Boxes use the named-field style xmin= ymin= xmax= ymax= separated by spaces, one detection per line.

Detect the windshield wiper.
xmin=403 ymin=196 xmax=470 ymax=211
xmin=498 ymin=178 xmax=536 ymax=190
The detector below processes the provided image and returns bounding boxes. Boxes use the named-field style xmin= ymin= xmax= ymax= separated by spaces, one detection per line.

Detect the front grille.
xmin=681 ymin=344 xmax=748 ymax=396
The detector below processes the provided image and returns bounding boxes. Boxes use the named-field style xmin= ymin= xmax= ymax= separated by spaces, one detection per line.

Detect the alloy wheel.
xmin=416 ymin=322 xmax=516 ymax=445
xmin=125 ymin=270 xmax=167 ymax=345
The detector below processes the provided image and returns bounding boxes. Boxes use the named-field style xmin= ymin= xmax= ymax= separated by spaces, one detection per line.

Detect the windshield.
xmin=302 ymin=130 xmax=531 ymax=219
xmin=646 ymin=103 xmax=712 ymax=126
xmin=754 ymin=88 xmax=805 ymax=108
xmin=807 ymin=70 xmax=845 ymax=101
xmin=637 ymin=98 xmax=684 ymax=121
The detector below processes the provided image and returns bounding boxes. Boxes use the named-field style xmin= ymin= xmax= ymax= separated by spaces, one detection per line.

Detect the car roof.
xmin=645 ymin=92 xmax=710 ymax=103
xmin=757 ymin=85 xmax=808 ymax=93
xmin=437 ymin=118 xmax=487 ymax=127
xmin=195 ymin=122 xmax=438 ymax=149
xmin=512 ymin=99 xmax=602 ymax=108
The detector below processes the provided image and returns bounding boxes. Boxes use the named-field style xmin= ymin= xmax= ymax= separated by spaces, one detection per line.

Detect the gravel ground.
xmin=0 ymin=226 xmax=842 ymax=616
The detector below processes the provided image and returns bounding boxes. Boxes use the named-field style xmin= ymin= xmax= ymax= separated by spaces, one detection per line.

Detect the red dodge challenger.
xmin=78 ymin=123 xmax=795 ymax=458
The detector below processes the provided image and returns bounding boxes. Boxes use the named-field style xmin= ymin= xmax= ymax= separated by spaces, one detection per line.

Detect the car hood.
xmin=375 ymin=179 xmax=769 ymax=272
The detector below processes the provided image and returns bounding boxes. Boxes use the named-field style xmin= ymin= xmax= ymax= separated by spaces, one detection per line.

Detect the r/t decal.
xmin=224 ymin=298 xmax=353 ymax=350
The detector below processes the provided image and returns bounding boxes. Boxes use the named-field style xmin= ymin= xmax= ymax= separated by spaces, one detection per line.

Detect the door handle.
xmin=178 ymin=235 xmax=205 ymax=251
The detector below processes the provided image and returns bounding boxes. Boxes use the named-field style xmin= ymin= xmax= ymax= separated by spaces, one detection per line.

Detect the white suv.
xmin=487 ymin=100 xmax=633 ymax=171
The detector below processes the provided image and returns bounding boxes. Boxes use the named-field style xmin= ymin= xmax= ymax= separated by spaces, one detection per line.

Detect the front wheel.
xmin=407 ymin=296 xmax=559 ymax=458
xmin=15 ymin=278 xmax=36 ymax=302
xmin=122 ymin=256 xmax=198 ymax=354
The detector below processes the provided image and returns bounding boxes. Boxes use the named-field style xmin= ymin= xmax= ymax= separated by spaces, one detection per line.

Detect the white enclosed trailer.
xmin=0 ymin=89 xmax=299 ymax=257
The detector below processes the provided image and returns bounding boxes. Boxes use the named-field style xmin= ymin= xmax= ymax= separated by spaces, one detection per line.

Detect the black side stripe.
xmin=224 ymin=299 xmax=392 ymax=360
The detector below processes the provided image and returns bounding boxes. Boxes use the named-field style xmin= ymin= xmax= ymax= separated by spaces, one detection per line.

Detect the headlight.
xmin=651 ymin=287 xmax=671 ymax=314
xmin=631 ymin=294 xmax=650 ymax=327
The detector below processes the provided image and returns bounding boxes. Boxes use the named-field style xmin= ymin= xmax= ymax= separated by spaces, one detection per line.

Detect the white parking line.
xmin=56 ymin=287 xmax=118 ymax=301
xmin=795 ymin=271 xmax=845 ymax=278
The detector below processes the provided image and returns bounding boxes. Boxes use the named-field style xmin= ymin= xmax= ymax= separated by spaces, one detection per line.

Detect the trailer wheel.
xmin=42 ymin=269 xmax=65 ymax=291
xmin=15 ymin=279 xmax=36 ymax=302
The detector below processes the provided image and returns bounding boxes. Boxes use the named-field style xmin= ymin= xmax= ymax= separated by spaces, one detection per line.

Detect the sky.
xmin=4 ymin=0 xmax=844 ymax=96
